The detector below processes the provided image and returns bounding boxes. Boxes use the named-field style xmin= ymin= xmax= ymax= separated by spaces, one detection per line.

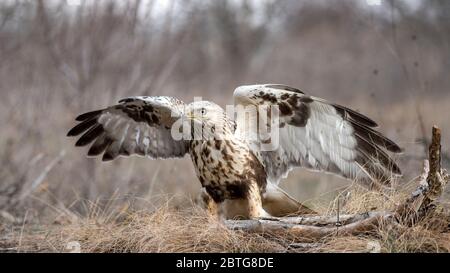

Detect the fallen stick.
xmin=226 ymin=213 xmax=393 ymax=240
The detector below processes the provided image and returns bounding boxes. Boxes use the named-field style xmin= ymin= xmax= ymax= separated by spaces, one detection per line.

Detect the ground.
xmin=2 ymin=185 xmax=449 ymax=253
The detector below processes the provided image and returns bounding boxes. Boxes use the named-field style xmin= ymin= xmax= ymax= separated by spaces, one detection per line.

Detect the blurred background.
xmin=1 ymin=0 xmax=449 ymax=222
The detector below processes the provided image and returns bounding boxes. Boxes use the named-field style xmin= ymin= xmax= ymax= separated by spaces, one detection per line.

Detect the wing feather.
xmin=67 ymin=117 xmax=98 ymax=137
xmin=68 ymin=96 xmax=188 ymax=161
xmin=75 ymin=124 xmax=104 ymax=147
xmin=87 ymin=134 xmax=111 ymax=156
xmin=75 ymin=110 xmax=104 ymax=121
xmin=233 ymin=84 xmax=402 ymax=188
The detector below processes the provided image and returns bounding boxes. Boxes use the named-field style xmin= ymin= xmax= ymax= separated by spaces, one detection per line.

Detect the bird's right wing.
xmin=67 ymin=96 xmax=189 ymax=161
xmin=234 ymin=84 xmax=402 ymax=189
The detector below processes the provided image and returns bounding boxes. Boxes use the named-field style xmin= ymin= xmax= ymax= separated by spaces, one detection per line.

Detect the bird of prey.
xmin=67 ymin=84 xmax=402 ymax=219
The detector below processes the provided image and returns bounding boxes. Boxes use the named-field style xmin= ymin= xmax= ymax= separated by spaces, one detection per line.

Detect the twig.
xmin=18 ymin=150 xmax=66 ymax=202
xmin=17 ymin=210 xmax=29 ymax=253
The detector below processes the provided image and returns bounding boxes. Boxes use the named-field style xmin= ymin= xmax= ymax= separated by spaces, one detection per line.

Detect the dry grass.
xmin=2 ymin=202 xmax=286 ymax=253
xmin=2 ymin=182 xmax=449 ymax=253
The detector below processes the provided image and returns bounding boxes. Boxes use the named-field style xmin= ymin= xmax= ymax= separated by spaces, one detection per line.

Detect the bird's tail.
xmin=262 ymin=183 xmax=317 ymax=216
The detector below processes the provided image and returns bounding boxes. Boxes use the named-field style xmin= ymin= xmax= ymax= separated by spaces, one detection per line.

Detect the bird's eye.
xmin=200 ymin=108 xmax=206 ymax=115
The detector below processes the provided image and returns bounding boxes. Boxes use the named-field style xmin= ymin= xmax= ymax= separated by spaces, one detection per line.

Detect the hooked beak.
xmin=185 ymin=112 xmax=195 ymax=120
xmin=186 ymin=111 xmax=202 ymax=121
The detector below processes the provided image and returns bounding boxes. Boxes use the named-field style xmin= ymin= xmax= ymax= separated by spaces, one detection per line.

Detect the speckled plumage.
xmin=190 ymin=139 xmax=267 ymax=217
xmin=68 ymin=84 xmax=402 ymax=219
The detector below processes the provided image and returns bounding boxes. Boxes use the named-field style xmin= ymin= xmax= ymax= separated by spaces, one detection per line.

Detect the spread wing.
xmin=233 ymin=84 xmax=402 ymax=189
xmin=67 ymin=96 xmax=188 ymax=161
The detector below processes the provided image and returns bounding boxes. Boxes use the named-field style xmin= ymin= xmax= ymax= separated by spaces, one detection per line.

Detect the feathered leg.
xmin=246 ymin=182 xmax=264 ymax=219
xmin=199 ymin=183 xmax=267 ymax=220
xmin=198 ymin=188 xmax=219 ymax=218
xmin=219 ymin=183 xmax=266 ymax=219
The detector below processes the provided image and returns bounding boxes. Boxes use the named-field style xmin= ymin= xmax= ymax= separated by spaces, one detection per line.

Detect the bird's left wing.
xmin=233 ymin=84 xmax=402 ymax=189
xmin=67 ymin=96 xmax=189 ymax=161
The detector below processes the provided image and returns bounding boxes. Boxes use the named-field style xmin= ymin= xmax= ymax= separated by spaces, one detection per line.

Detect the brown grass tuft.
xmin=41 ymin=203 xmax=286 ymax=253
xmin=3 ymin=185 xmax=449 ymax=253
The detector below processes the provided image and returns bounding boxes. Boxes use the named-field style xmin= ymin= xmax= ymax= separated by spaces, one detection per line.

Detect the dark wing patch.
xmin=332 ymin=104 xmax=378 ymax=128
xmin=87 ymin=135 xmax=112 ymax=156
xmin=350 ymin=120 xmax=402 ymax=153
xmin=288 ymin=104 xmax=310 ymax=127
xmin=75 ymin=124 xmax=104 ymax=147
xmin=67 ymin=117 xmax=98 ymax=136
xmin=75 ymin=110 xmax=104 ymax=122
xmin=355 ymin=134 xmax=401 ymax=175
xmin=114 ymin=104 xmax=159 ymax=126
xmin=278 ymin=93 xmax=312 ymax=127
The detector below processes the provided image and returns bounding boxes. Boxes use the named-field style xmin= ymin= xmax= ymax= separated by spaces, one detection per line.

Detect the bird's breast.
xmin=189 ymin=139 xmax=267 ymax=202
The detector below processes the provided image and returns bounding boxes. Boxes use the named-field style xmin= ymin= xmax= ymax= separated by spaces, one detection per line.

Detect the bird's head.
xmin=184 ymin=101 xmax=234 ymax=140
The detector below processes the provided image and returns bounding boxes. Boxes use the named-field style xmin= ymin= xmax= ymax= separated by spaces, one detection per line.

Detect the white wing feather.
xmin=234 ymin=84 xmax=402 ymax=188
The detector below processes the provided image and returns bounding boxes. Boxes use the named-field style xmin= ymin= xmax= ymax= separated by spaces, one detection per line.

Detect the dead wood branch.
xmin=395 ymin=126 xmax=449 ymax=224
xmin=226 ymin=212 xmax=393 ymax=240
xmin=226 ymin=126 xmax=449 ymax=240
